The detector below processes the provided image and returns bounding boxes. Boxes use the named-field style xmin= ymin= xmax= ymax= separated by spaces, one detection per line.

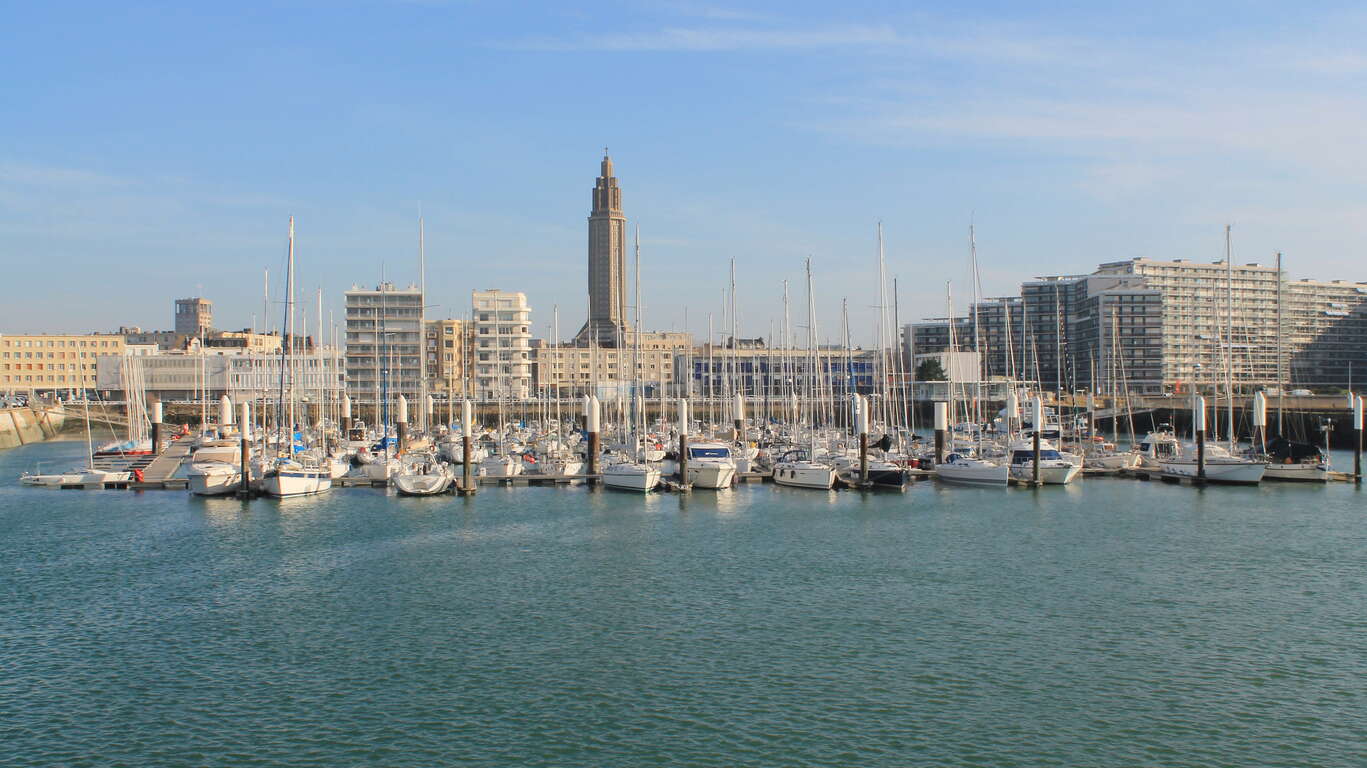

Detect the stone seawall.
xmin=0 ymin=407 xmax=67 ymax=450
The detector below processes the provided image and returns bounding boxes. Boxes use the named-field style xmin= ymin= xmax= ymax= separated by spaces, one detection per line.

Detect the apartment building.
xmin=425 ymin=318 xmax=469 ymax=397
xmin=472 ymin=290 xmax=532 ymax=399
xmin=911 ymin=256 xmax=1367 ymax=395
xmin=0 ymin=333 xmax=126 ymax=394
xmin=345 ymin=282 xmax=423 ymax=405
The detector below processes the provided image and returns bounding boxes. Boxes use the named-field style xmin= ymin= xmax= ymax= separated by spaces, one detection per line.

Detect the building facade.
xmin=425 ymin=318 xmax=469 ymax=398
xmin=911 ymin=256 xmax=1367 ymax=395
xmin=344 ymin=282 xmax=423 ymax=406
xmin=533 ymin=331 xmax=692 ymax=398
xmin=95 ymin=348 xmax=344 ymax=401
xmin=575 ymin=152 xmax=631 ymax=346
xmin=174 ymin=297 xmax=213 ymax=336
xmin=0 ymin=333 xmax=127 ymax=394
xmin=472 ymin=290 xmax=532 ymax=399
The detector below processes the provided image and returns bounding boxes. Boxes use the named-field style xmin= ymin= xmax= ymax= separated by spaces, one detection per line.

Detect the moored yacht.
xmin=683 ymin=442 xmax=738 ymax=489
xmin=601 ymin=459 xmax=661 ymax=492
xmin=934 ymin=453 xmax=1009 ymax=486
xmin=1160 ymin=443 xmax=1265 ymax=485
xmin=1007 ymin=439 xmax=1081 ymax=484
xmin=259 ymin=454 xmax=332 ymax=498
xmin=772 ymin=448 xmax=837 ymax=490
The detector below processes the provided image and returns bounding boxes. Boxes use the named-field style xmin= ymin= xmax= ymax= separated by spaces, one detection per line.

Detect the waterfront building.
xmin=344 ymin=282 xmax=423 ymax=407
xmin=0 ymin=333 xmax=127 ymax=395
xmin=678 ymin=343 xmax=879 ymax=403
xmin=911 ymin=256 xmax=1367 ymax=395
xmin=575 ymin=151 xmax=631 ymax=347
xmin=425 ymin=318 xmax=470 ymax=398
xmin=95 ymin=347 xmax=344 ymax=401
xmin=202 ymin=329 xmax=284 ymax=354
xmin=472 ymin=290 xmax=532 ymax=399
xmin=174 ymin=297 xmax=213 ymax=336
xmin=533 ymin=331 xmax=692 ymax=398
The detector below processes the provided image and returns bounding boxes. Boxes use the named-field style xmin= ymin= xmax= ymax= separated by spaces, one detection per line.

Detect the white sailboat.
xmin=773 ymin=259 xmax=836 ymax=490
xmin=259 ymin=217 xmax=332 ymax=498
xmin=602 ymin=227 xmax=660 ymax=492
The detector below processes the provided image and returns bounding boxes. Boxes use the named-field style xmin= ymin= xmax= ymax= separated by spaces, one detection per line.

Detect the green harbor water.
xmin=3 ymin=439 xmax=1364 ymax=767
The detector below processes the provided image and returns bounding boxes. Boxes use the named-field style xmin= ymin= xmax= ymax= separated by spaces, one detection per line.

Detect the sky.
xmin=3 ymin=1 xmax=1367 ymax=345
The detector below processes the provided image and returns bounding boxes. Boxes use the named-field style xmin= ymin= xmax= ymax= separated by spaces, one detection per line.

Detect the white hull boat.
xmin=601 ymin=461 xmax=661 ymax=492
xmin=20 ymin=469 xmax=132 ymax=489
xmin=1160 ymin=445 xmax=1265 ymax=485
xmin=935 ymin=455 xmax=1009 ymax=486
xmin=187 ymin=462 xmax=242 ymax=496
xmin=773 ymin=461 xmax=837 ymax=490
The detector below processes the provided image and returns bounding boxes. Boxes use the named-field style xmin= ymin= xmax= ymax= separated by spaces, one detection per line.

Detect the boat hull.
xmin=1009 ymin=462 xmax=1081 ymax=485
xmin=1160 ymin=459 xmax=1265 ymax=485
xmin=260 ymin=471 xmax=332 ymax=498
xmin=935 ymin=462 xmax=1009 ymax=486
xmin=602 ymin=466 xmax=661 ymax=492
xmin=1261 ymin=462 xmax=1329 ymax=482
xmin=772 ymin=463 xmax=836 ymax=489
xmin=187 ymin=465 xmax=242 ymax=496
xmin=687 ymin=463 xmax=736 ymax=489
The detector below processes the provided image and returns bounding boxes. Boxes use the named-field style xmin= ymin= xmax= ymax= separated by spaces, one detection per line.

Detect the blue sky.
xmin=3 ymin=1 xmax=1366 ymax=345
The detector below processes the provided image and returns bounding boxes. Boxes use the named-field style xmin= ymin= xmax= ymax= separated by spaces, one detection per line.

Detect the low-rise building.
xmin=0 ymin=333 xmax=127 ymax=395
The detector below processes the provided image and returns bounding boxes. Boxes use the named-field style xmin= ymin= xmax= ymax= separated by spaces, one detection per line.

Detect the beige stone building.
xmin=0 ymin=333 xmax=127 ymax=394
xmin=534 ymin=331 xmax=693 ymax=397
xmin=425 ymin=318 xmax=469 ymax=397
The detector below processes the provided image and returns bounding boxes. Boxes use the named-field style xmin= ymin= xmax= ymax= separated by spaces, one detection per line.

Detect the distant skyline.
xmin=4 ymin=1 xmax=1367 ymax=345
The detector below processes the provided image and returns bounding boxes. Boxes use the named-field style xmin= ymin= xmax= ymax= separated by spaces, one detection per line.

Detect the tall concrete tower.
xmin=576 ymin=150 xmax=630 ymax=346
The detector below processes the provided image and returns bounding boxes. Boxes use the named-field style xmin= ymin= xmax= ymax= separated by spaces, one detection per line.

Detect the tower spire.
xmin=577 ymin=150 xmax=630 ymax=346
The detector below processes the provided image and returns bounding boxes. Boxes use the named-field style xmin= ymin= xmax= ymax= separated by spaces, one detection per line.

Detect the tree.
xmin=915 ymin=358 xmax=947 ymax=382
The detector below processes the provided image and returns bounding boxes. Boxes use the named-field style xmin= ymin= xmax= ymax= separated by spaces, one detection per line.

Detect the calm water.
xmin=3 ymin=440 xmax=1364 ymax=767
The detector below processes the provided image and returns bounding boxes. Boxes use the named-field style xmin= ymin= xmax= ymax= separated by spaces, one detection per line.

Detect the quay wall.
xmin=0 ymin=407 xmax=68 ymax=450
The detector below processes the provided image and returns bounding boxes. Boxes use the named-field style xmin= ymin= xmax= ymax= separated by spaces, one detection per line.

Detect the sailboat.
xmin=20 ymin=397 xmax=132 ymax=488
xmin=773 ymin=258 xmax=837 ymax=490
xmin=1160 ymin=227 xmax=1264 ymax=485
xmin=933 ymin=256 xmax=1007 ymax=487
xmin=601 ymin=227 xmax=661 ymax=492
xmin=258 ymin=218 xmax=332 ymax=498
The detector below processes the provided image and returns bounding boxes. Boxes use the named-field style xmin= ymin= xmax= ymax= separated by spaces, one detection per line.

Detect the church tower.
xmin=576 ymin=150 xmax=630 ymax=346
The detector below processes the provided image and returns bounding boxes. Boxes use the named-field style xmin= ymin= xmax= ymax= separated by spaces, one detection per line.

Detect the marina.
xmin=3 ymin=436 xmax=1365 ymax=767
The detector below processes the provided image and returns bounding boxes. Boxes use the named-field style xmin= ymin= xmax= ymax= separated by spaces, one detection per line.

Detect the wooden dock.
xmin=132 ymin=439 xmax=192 ymax=489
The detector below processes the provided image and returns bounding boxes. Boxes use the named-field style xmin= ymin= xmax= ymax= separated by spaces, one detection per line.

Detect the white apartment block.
xmin=472 ymin=290 xmax=532 ymax=399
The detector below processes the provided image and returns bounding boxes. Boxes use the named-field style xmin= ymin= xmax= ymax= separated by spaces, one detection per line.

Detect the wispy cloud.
xmin=499 ymin=23 xmax=901 ymax=52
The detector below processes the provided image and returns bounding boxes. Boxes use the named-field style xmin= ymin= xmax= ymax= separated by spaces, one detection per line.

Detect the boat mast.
xmin=632 ymin=225 xmax=642 ymax=461
xmin=1276 ymin=250 xmax=1284 ymax=436
xmin=418 ymin=216 xmax=427 ymax=432
xmin=1225 ymin=224 xmax=1235 ymax=449
xmin=805 ymin=257 xmax=817 ymax=456
xmin=275 ymin=218 xmax=294 ymax=455
xmin=876 ymin=222 xmax=890 ymax=434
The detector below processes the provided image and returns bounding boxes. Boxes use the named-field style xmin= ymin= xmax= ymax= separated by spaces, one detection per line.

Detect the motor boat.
xmin=934 ymin=453 xmax=1009 ymax=486
xmin=187 ymin=461 xmax=242 ymax=496
xmin=1007 ymin=439 xmax=1082 ymax=484
xmin=1132 ymin=427 xmax=1181 ymax=469
xmin=682 ymin=442 xmax=738 ymax=489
